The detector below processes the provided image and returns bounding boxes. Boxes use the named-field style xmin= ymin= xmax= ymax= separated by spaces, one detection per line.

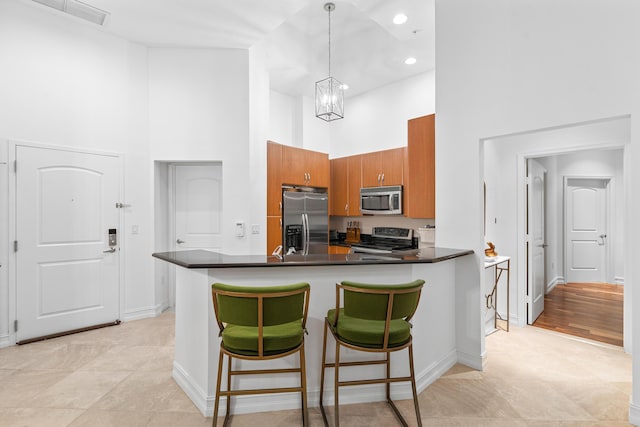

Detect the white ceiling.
xmin=37 ymin=0 xmax=435 ymax=98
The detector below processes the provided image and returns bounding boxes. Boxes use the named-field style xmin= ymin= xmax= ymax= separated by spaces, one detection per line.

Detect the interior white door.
xmin=174 ymin=164 xmax=223 ymax=250
xmin=527 ymin=159 xmax=546 ymax=324
xmin=565 ymin=178 xmax=608 ymax=283
xmin=16 ymin=145 xmax=121 ymax=342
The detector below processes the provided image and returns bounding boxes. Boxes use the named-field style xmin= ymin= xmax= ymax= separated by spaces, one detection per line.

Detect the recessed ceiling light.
xmin=404 ymin=57 xmax=417 ymax=65
xmin=341 ymin=83 xmax=349 ymax=90
xmin=393 ymin=14 xmax=408 ymax=25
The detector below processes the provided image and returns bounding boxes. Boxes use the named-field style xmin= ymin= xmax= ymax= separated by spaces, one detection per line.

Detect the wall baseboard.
xmin=456 ymin=349 xmax=483 ymax=371
xmin=0 ymin=334 xmax=11 ymax=349
xmin=629 ymin=401 xmax=640 ymax=426
xmin=546 ymin=276 xmax=565 ymax=293
xmin=122 ymin=305 xmax=163 ymax=322
xmin=174 ymin=348 xmax=458 ymax=417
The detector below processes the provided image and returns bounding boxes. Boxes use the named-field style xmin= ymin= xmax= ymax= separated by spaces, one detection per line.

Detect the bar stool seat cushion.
xmin=222 ymin=320 xmax=304 ymax=356
xmin=327 ymin=308 xmax=411 ymax=349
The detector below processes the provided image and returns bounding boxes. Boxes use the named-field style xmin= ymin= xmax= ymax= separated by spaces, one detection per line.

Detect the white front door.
xmin=565 ymin=178 xmax=608 ymax=283
xmin=16 ymin=144 xmax=121 ymax=342
xmin=527 ymin=159 xmax=546 ymax=324
xmin=174 ymin=164 xmax=223 ymax=250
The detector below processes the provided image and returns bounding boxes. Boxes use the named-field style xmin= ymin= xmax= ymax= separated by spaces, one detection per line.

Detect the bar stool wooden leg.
xmin=213 ymin=349 xmax=224 ymax=427
xmin=299 ymin=342 xmax=309 ymax=426
xmin=334 ymin=340 xmax=341 ymax=427
xmin=408 ymin=343 xmax=422 ymax=427
xmin=385 ymin=352 xmax=391 ymax=402
xmin=225 ymin=354 xmax=232 ymax=422
xmin=319 ymin=319 xmax=329 ymax=424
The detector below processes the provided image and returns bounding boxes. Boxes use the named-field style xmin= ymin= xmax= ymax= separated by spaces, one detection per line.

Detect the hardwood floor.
xmin=533 ymin=282 xmax=623 ymax=347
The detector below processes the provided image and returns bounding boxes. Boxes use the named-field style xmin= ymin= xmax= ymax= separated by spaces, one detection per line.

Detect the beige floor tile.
xmin=0 ymin=369 xmax=71 ymax=408
xmin=93 ymin=371 xmax=199 ymax=413
xmin=147 ymin=411 xmax=213 ymax=427
xmin=79 ymin=345 xmax=174 ymax=373
xmin=0 ymin=341 xmax=67 ymax=369
xmin=34 ymin=370 xmax=131 ymax=409
xmin=23 ymin=343 xmax=112 ymax=371
xmin=67 ymin=409 xmax=153 ymax=427
xmin=0 ymin=407 xmax=83 ymax=427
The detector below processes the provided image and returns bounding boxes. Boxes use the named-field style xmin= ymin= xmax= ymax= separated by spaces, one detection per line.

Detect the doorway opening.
xmin=483 ymin=115 xmax=629 ymax=350
xmin=154 ymin=161 xmax=223 ymax=310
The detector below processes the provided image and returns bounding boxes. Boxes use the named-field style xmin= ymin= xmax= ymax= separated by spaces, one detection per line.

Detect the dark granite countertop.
xmin=152 ymin=248 xmax=474 ymax=269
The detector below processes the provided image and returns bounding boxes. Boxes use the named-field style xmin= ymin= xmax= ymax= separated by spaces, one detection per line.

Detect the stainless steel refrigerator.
xmin=282 ymin=187 xmax=329 ymax=255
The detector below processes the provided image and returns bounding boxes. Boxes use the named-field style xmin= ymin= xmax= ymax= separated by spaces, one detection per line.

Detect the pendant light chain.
xmin=328 ymin=5 xmax=331 ymax=77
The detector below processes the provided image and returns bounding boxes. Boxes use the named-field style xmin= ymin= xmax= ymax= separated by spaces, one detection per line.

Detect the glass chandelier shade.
xmin=315 ymin=2 xmax=344 ymax=122
xmin=315 ymin=76 xmax=344 ymax=121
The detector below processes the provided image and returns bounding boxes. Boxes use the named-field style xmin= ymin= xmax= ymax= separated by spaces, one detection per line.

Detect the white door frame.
xmin=7 ymin=139 xmax=124 ymax=345
xmin=563 ymin=175 xmax=613 ymax=284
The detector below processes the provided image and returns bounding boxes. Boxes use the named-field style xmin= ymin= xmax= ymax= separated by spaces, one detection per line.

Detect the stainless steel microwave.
xmin=360 ymin=185 xmax=403 ymax=215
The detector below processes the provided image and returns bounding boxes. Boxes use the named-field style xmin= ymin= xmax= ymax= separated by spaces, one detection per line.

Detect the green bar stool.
xmin=319 ymin=279 xmax=425 ymax=427
xmin=211 ymin=282 xmax=311 ymax=426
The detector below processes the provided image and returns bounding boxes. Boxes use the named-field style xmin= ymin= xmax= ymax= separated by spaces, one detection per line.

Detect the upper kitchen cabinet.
xmin=281 ymin=144 xmax=330 ymax=188
xmin=330 ymin=154 xmax=362 ymax=216
xmin=404 ymin=114 xmax=435 ymax=218
xmin=267 ymin=141 xmax=283 ymax=216
xmin=361 ymin=147 xmax=405 ymax=187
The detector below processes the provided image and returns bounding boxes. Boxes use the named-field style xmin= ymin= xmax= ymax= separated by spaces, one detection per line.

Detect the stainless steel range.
xmin=350 ymin=227 xmax=416 ymax=254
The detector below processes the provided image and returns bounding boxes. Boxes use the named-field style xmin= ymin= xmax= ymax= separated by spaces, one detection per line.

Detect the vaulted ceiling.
xmin=35 ymin=0 xmax=435 ymax=98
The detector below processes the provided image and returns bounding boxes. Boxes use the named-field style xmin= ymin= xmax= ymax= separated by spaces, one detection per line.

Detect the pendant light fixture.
xmin=315 ymin=2 xmax=344 ymax=121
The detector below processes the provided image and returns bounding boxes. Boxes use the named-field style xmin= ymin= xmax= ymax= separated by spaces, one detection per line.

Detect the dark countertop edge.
xmin=152 ymin=248 xmax=474 ymax=269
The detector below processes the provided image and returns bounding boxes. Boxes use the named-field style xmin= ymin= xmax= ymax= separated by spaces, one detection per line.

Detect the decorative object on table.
xmin=485 ymin=241 xmax=498 ymax=257
xmin=315 ymin=2 xmax=345 ymax=122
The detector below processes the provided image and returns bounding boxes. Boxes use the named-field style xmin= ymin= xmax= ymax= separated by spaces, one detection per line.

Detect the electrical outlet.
xmin=251 ymin=224 xmax=260 ymax=235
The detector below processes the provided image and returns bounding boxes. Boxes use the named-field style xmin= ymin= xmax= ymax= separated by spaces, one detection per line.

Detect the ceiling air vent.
xmin=32 ymin=0 xmax=109 ymax=26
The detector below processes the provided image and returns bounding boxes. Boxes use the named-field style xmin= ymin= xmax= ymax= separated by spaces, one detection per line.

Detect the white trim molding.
xmin=614 ymin=276 xmax=624 ymax=285
xmin=629 ymin=401 xmax=640 ymax=426
xmin=122 ymin=305 xmax=161 ymax=322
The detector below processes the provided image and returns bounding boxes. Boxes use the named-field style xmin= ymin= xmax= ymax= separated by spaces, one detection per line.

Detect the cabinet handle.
xmin=377 ymin=173 xmax=381 ymax=184
xmin=344 ymin=203 xmax=348 ymax=212
xmin=279 ymin=218 xmax=282 ymax=227
xmin=381 ymin=173 xmax=385 ymax=184
xmin=279 ymin=201 xmax=282 ymax=211
xmin=307 ymin=172 xmax=311 ymax=183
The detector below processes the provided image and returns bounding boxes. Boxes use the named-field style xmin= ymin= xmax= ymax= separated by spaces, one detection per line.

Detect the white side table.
xmin=484 ymin=255 xmax=510 ymax=332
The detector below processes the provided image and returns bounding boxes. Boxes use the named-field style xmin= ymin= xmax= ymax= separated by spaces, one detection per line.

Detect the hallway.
xmin=533 ymin=283 xmax=624 ymax=347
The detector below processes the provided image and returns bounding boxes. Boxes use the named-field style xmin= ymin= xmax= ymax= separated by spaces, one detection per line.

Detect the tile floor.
xmin=0 ymin=312 xmax=632 ymax=426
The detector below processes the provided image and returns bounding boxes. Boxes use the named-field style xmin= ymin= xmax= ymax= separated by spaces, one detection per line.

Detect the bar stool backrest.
xmin=340 ymin=280 xmax=424 ymax=322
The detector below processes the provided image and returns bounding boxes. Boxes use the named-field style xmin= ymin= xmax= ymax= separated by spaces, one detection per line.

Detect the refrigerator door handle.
xmin=301 ymin=213 xmax=308 ymax=255
xmin=303 ymin=213 xmax=311 ymax=255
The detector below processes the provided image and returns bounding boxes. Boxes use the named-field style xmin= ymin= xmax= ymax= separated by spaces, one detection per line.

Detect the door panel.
xmin=16 ymin=145 xmax=120 ymax=341
xmin=527 ymin=159 xmax=546 ymax=324
xmin=566 ymin=178 xmax=607 ymax=282
xmin=174 ymin=165 xmax=222 ymax=250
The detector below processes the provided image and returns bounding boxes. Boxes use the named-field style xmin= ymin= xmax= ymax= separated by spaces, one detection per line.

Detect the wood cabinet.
xmin=330 ymin=155 xmax=362 ymax=216
xmin=267 ymin=141 xmax=283 ymax=216
xmin=361 ymin=147 xmax=405 ymax=187
xmin=329 ymin=245 xmax=351 ymax=255
xmin=267 ymin=216 xmax=282 ymax=255
xmin=404 ymin=114 xmax=435 ymax=218
xmin=281 ymin=145 xmax=330 ymax=187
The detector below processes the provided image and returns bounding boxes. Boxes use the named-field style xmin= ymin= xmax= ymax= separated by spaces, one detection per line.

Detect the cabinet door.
xmin=267 ymin=216 xmax=282 ymax=254
xmin=347 ymin=155 xmax=362 ymax=216
xmin=379 ymin=148 xmax=405 ymax=186
xmin=281 ymin=145 xmax=307 ymax=186
xmin=329 ymin=245 xmax=351 ymax=255
xmin=405 ymin=114 xmax=435 ymax=218
xmin=307 ymin=150 xmax=330 ymax=187
xmin=267 ymin=141 xmax=283 ymax=216
xmin=361 ymin=151 xmax=383 ymax=187
xmin=330 ymin=157 xmax=349 ymax=216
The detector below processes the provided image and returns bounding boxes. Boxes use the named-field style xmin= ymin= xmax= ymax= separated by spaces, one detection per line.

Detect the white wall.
xmin=436 ymin=0 xmax=639 ymax=422
xmin=0 ymin=0 xmax=153 ymax=328
xmin=268 ymin=71 xmax=436 ymax=157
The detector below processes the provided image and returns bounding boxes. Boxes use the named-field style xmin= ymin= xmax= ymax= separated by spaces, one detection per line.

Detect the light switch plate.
xmin=235 ymin=221 xmax=244 ymax=237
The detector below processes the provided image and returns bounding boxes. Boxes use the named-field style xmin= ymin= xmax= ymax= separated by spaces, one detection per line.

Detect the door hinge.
xmin=14 ymin=160 xmax=17 ymax=173
xmin=14 ymin=320 xmax=17 ymax=333
xmin=13 ymin=240 xmax=18 ymax=252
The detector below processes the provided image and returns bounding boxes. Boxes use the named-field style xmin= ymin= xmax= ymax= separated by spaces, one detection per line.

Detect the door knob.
xmin=103 ymin=248 xmax=116 ymax=253
xmin=176 ymin=239 xmax=185 ymax=244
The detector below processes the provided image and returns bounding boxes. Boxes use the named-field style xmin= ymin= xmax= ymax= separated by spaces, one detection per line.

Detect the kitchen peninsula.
xmin=153 ymin=247 xmax=473 ymax=417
